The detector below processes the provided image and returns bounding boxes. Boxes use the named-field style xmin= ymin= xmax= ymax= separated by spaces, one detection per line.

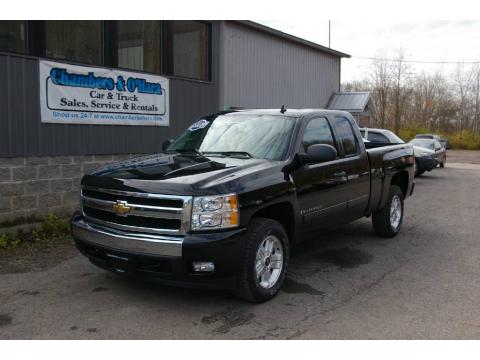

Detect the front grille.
xmin=81 ymin=186 xmax=192 ymax=235
xmin=82 ymin=188 xmax=183 ymax=208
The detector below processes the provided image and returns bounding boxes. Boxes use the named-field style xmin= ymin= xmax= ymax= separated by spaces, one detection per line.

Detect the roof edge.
xmin=233 ymin=21 xmax=351 ymax=58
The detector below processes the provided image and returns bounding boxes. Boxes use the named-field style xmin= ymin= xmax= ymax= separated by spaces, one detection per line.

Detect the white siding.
xmin=219 ymin=22 xmax=341 ymax=109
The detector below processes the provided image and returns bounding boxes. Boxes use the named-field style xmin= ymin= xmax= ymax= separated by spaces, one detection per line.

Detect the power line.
xmin=352 ymin=56 xmax=480 ymax=64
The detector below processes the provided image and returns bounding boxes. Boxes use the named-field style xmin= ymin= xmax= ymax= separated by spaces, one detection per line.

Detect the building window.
xmin=171 ymin=21 xmax=209 ymax=81
xmin=115 ymin=21 xmax=162 ymax=73
xmin=45 ymin=21 xmax=102 ymax=64
xmin=0 ymin=21 xmax=26 ymax=53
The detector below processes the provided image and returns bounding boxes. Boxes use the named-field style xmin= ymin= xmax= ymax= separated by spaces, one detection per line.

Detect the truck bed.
xmin=365 ymin=143 xmax=414 ymax=214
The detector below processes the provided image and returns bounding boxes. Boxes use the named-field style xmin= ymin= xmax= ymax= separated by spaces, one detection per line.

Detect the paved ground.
xmin=1 ymin=151 xmax=480 ymax=339
xmin=446 ymin=149 xmax=480 ymax=164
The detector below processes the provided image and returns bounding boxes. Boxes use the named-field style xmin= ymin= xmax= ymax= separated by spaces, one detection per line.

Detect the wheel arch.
xmin=391 ymin=171 xmax=409 ymax=199
xmin=250 ymin=202 xmax=295 ymax=243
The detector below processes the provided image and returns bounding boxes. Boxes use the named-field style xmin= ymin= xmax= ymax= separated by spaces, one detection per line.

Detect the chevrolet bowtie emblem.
xmin=112 ymin=201 xmax=131 ymax=217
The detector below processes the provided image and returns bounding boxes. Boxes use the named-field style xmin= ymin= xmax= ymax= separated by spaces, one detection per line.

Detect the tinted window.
xmin=0 ymin=21 xmax=25 ymax=53
xmin=334 ymin=117 xmax=358 ymax=156
xmin=368 ymin=132 xmax=389 ymax=143
xmin=45 ymin=21 xmax=102 ymax=64
xmin=302 ymin=117 xmax=335 ymax=152
xmin=171 ymin=21 xmax=209 ymax=80
xmin=115 ymin=21 xmax=161 ymax=73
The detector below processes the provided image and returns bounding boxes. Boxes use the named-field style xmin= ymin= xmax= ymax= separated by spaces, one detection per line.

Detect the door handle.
xmin=334 ymin=171 xmax=347 ymax=178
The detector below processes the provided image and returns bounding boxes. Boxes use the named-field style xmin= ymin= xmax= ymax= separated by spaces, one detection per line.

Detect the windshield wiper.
xmin=167 ymin=149 xmax=203 ymax=155
xmin=203 ymin=151 xmax=254 ymax=158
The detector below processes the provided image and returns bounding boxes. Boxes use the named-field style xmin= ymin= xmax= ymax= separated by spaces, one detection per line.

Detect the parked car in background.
xmin=360 ymin=128 xmax=404 ymax=144
xmin=409 ymin=138 xmax=446 ymax=168
xmin=360 ymin=128 xmax=437 ymax=176
xmin=415 ymin=134 xmax=449 ymax=149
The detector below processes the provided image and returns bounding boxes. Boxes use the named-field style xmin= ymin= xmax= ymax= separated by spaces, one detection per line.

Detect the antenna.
xmin=280 ymin=105 xmax=287 ymax=114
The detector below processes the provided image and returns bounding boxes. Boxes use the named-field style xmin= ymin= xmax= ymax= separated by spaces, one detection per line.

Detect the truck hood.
xmin=81 ymin=153 xmax=284 ymax=196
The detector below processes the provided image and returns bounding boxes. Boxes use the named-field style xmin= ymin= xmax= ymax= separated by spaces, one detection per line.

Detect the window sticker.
xmin=188 ymin=119 xmax=209 ymax=131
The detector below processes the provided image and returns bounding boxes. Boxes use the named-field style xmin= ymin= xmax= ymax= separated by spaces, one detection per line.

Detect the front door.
xmin=291 ymin=117 xmax=349 ymax=234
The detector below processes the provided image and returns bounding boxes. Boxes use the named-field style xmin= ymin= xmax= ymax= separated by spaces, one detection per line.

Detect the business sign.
xmin=39 ymin=60 xmax=169 ymax=126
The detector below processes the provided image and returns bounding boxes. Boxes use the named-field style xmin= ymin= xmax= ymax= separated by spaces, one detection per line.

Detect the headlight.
xmin=191 ymin=194 xmax=239 ymax=230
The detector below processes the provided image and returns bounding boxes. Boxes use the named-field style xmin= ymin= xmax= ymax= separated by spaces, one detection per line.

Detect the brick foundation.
xmin=0 ymin=154 xmax=140 ymax=229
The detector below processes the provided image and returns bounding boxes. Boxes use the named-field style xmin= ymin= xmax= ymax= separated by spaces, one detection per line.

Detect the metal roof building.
xmin=327 ymin=91 xmax=376 ymax=126
xmin=0 ymin=20 xmax=350 ymax=229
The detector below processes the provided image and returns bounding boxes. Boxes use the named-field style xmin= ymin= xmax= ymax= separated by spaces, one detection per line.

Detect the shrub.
xmin=398 ymin=126 xmax=480 ymax=150
xmin=0 ymin=214 xmax=70 ymax=251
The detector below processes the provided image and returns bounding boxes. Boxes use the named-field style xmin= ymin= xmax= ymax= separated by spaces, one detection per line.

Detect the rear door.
xmin=331 ymin=115 xmax=371 ymax=221
xmin=291 ymin=116 xmax=348 ymax=232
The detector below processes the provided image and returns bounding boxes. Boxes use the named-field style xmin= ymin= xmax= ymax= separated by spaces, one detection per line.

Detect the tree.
xmin=369 ymin=55 xmax=390 ymax=128
xmin=390 ymin=49 xmax=412 ymax=134
xmin=454 ymin=62 xmax=473 ymax=138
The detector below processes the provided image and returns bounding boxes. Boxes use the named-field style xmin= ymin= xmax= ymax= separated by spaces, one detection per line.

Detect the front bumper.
xmin=416 ymin=156 xmax=437 ymax=172
xmin=70 ymin=213 xmax=247 ymax=290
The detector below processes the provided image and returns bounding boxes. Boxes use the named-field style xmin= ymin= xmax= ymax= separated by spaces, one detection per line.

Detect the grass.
xmin=0 ymin=214 xmax=71 ymax=251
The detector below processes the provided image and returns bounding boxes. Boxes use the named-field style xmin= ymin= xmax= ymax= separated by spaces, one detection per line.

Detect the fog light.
xmin=192 ymin=262 xmax=215 ymax=272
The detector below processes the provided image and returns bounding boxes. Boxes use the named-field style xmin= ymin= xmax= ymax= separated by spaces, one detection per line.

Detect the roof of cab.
xmin=221 ymin=108 xmax=351 ymax=118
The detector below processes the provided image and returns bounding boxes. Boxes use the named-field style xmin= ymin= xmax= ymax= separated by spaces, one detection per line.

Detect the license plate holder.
xmin=106 ymin=253 xmax=135 ymax=273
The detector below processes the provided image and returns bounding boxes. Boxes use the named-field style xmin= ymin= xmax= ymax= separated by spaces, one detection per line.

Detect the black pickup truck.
xmin=71 ymin=109 xmax=414 ymax=302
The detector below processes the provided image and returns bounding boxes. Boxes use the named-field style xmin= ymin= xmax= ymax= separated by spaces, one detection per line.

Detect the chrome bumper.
xmin=71 ymin=216 xmax=183 ymax=257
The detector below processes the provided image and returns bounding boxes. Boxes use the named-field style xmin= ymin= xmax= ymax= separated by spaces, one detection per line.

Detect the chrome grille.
xmin=81 ymin=186 xmax=192 ymax=236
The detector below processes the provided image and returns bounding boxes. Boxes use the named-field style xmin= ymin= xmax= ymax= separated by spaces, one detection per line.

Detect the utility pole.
xmin=328 ymin=20 xmax=331 ymax=48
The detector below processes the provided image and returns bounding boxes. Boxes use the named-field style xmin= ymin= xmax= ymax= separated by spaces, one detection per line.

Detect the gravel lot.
xmin=1 ymin=150 xmax=480 ymax=339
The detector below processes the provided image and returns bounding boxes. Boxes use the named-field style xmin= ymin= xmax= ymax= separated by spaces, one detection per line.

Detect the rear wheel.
xmin=372 ymin=185 xmax=404 ymax=238
xmin=233 ymin=218 xmax=289 ymax=303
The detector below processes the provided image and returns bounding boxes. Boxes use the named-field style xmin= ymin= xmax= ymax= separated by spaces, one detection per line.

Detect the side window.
xmin=360 ymin=130 xmax=366 ymax=139
xmin=368 ymin=132 xmax=389 ymax=143
xmin=302 ymin=117 xmax=335 ymax=152
xmin=333 ymin=117 xmax=358 ymax=156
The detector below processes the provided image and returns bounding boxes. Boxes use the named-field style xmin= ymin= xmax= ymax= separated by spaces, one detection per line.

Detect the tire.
xmin=372 ymin=185 xmax=404 ymax=238
xmin=440 ymin=156 xmax=446 ymax=168
xmin=233 ymin=218 xmax=289 ymax=303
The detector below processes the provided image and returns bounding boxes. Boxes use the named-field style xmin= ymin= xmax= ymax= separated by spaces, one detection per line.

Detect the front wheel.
xmin=372 ymin=185 xmax=404 ymax=238
xmin=233 ymin=218 xmax=289 ymax=303
xmin=440 ymin=156 xmax=446 ymax=168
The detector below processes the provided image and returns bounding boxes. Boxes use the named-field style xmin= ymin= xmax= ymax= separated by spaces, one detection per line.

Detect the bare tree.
xmin=454 ymin=62 xmax=473 ymax=138
xmin=390 ymin=49 xmax=412 ymax=134
xmin=341 ymin=48 xmax=479 ymax=145
xmin=473 ymin=65 xmax=480 ymax=134
xmin=369 ymin=55 xmax=390 ymax=128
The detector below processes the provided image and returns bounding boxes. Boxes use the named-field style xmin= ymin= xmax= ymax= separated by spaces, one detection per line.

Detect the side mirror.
xmin=299 ymin=144 xmax=337 ymax=164
xmin=162 ymin=139 xmax=174 ymax=152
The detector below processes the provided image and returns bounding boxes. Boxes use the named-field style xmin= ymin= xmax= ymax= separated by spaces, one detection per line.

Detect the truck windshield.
xmin=168 ymin=114 xmax=295 ymax=160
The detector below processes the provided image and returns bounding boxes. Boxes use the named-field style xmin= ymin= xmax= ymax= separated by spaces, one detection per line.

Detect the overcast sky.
xmin=258 ymin=20 xmax=480 ymax=83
